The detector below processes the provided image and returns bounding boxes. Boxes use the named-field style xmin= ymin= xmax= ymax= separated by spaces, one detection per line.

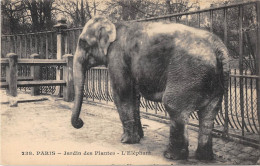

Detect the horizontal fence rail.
xmin=0 ymin=53 xmax=73 ymax=102
xmin=0 ymin=80 xmax=66 ymax=88
xmin=1 ymin=59 xmax=67 ymax=65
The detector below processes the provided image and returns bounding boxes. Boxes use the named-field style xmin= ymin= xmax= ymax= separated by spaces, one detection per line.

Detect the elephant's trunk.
xmin=71 ymin=47 xmax=87 ymax=129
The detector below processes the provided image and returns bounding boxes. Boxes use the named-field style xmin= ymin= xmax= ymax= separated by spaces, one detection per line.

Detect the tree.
xmin=24 ymin=0 xmax=55 ymax=31
xmin=104 ymin=0 xmax=198 ymax=22
xmin=53 ymin=0 xmax=93 ymax=27
xmin=1 ymin=0 xmax=55 ymax=33
xmin=1 ymin=0 xmax=26 ymax=34
xmin=209 ymin=0 xmax=257 ymax=73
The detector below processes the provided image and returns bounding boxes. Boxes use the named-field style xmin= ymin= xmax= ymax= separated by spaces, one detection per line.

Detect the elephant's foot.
xmin=121 ymin=132 xmax=141 ymax=144
xmin=71 ymin=117 xmax=84 ymax=129
xmin=195 ymin=147 xmax=214 ymax=161
xmin=164 ymin=145 xmax=189 ymax=160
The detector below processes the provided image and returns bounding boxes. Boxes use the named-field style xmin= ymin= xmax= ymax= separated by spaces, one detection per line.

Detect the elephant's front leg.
xmin=112 ymin=79 xmax=142 ymax=144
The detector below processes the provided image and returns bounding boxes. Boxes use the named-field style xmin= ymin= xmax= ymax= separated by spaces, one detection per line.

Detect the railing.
xmin=0 ymin=53 xmax=74 ymax=102
xmin=1 ymin=31 xmax=59 ymax=94
xmin=1 ymin=31 xmax=57 ymax=59
xmin=85 ymin=67 xmax=259 ymax=146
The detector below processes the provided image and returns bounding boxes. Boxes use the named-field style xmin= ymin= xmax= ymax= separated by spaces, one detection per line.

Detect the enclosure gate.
xmin=1 ymin=1 xmax=260 ymax=147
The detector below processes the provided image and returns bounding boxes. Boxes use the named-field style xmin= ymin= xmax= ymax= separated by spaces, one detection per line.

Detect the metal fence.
xmin=85 ymin=66 xmax=259 ymax=146
xmin=1 ymin=1 xmax=259 ymax=146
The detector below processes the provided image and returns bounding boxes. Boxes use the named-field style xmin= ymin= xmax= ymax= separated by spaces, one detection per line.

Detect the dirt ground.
xmin=0 ymin=90 xmax=259 ymax=165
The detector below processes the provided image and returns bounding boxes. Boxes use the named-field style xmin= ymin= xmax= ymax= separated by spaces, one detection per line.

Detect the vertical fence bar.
xmin=155 ymin=102 xmax=158 ymax=114
xmin=197 ymin=13 xmax=200 ymax=28
xmin=250 ymin=77 xmax=257 ymax=132
xmin=98 ymin=69 xmax=101 ymax=102
xmin=245 ymin=71 xmax=249 ymax=131
xmin=29 ymin=34 xmax=32 ymax=55
xmin=15 ymin=36 xmax=18 ymax=54
xmin=2 ymin=37 xmax=5 ymax=57
xmin=224 ymin=8 xmax=228 ymax=45
xmin=223 ymin=7 xmax=229 ymax=137
xmin=4 ymin=36 xmax=7 ymax=57
xmin=144 ymin=99 xmax=147 ymax=112
xmin=186 ymin=14 xmax=189 ymax=25
xmin=19 ymin=35 xmax=22 ymax=58
xmin=1 ymin=37 xmax=4 ymax=57
xmin=25 ymin=35 xmax=27 ymax=58
xmin=105 ymin=69 xmax=109 ymax=104
xmin=256 ymin=1 xmax=260 ymax=136
xmin=85 ymin=70 xmax=88 ymax=100
xmin=50 ymin=32 xmax=54 ymax=58
xmin=239 ymin=5 xmax=245 ymax=136
xmin=12 ymin=36 xmax=16 ymax=53
xmin=35 ymin=34 xmax=38 ymax=54
xmin=73 ymin=30 xmax=76 ymax=54
xmin=40 ymin=34 xmax=44 ymax=58
xmin=46 ymin=33 xmax=49 ymax=59
xmin=67 ymin=31 xmax=70 ymax=54
xmin=210 ymin=10 xmax=213 ymax=32
xmin=92 ymin=69 xmax=95 ymax=101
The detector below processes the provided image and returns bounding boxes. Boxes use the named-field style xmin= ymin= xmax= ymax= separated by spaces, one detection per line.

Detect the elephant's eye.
xmin=79 ymin=39 xmax=88 ymax=48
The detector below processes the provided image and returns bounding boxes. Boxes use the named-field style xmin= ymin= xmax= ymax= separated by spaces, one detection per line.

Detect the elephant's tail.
xmin=214 ymin=39 xmax=230 ymax=93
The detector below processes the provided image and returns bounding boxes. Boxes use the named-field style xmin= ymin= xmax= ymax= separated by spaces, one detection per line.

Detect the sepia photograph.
xmin=0 ymin=0 xmax=260 ymax=165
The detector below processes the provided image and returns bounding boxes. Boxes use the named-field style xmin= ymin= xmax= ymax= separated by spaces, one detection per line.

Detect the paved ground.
xmin=0 ymin=91 xmax=259 ymax=165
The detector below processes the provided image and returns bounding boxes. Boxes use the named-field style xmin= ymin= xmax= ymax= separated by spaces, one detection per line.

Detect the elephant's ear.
xmin=81 ymin=16 xmax=116 ymax=55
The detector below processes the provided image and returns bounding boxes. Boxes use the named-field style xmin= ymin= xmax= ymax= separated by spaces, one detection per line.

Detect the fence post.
xmin=6 ymin=53 xmax=18 ymax=97
xmin=30 ymin=53 xmax=40 ymax=96
xmin=63 ymin=54 xmax=74 ymax=102
xmin=238 ymin=5 xmax=245 ymax=136
xmin=256 ymin=1 xmax=260 ymax=148
xmin=223 ymin=7 xmax=229 ymax=138
xmin=6 ymin=53 xmax=18 ymax=107
xmin=54 ymin=15 xmax=67 ymax=97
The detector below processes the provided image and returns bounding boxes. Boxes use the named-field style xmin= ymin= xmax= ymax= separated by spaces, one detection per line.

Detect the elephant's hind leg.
xmin=195 ymin=97 xmax=222 ymax=160
xmin=162 ymin=90 xmax=195 ymax=160
xmin=164 ymin=109 xmax=191 ymax=160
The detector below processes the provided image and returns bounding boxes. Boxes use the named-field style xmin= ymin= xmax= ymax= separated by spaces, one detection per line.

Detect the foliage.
xmin=208 ymin=0 xmax=257 ymax=73
xmin=1 ymin=0 xmax=199 ymax=30
xmin=1 ymin=0 xmax=258 ymax=73
xmin=103 ymin=0 xmax=198 ymax=22
xmin=1 ymin=0 xmax=27 ymax=33
xmin=1 ymin=0 xmax=55 ymax=33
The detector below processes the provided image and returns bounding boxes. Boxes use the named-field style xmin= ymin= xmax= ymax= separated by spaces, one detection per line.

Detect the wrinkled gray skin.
xmin=71 ymin=16 xmax=229 ymax=161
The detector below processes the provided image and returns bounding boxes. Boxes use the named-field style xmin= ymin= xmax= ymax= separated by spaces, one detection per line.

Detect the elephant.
xmin=71 ymin=16 xmax=229 ymax=161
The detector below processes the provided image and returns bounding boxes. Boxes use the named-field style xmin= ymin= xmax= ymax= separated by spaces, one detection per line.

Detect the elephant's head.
xmin=71 ymin=16 xmax=116 ymax=129
xmin=75 ymin=16 xmax=116 ymax=67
